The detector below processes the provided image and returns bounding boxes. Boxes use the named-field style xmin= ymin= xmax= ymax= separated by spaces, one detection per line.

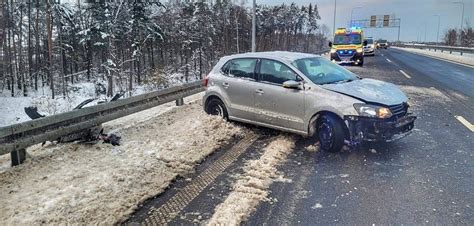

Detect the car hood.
xmin=321 ymin=78 xmax=408 ymax=106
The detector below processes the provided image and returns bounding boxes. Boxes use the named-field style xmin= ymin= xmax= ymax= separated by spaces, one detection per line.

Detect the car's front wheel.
xmin=205 ymin=98 xmax=228 ymax=119
xmin=317 ymin=114 xmax=345 ymax=152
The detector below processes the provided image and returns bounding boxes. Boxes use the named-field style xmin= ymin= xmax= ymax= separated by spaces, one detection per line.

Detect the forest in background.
xmin=0 ymin=0 xmax=328 ymax=99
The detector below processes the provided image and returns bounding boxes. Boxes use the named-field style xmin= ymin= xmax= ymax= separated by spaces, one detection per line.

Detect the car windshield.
xmin=379 ymin=40 xmax=387 ymax=43
xmin=334 ymin=34 xmax=361 ymax=45
xmin=365 ymin=39 xmax=374 ymax=44
xmin=292 ymin=57 xmax=359 ymax=85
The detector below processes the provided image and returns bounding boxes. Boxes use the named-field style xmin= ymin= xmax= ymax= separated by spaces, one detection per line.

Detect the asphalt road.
xmin=248 ymin=49 xmax=473 ymax=225
xmin=127 ymin=48 xmax=473 ymax=225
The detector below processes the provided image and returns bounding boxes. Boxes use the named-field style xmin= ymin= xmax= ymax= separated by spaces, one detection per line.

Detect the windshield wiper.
xmin=321 ymin=79 xmax=354 ymax=85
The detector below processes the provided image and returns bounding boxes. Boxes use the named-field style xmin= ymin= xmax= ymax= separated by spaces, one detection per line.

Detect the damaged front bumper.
xmin=344 ymin=114 xmax=417 ymax=143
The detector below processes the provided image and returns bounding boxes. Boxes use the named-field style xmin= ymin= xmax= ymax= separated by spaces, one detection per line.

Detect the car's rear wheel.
xmin=318 ymin=114 xmax=345 ymax=153
xmin=205 ymin=98 xmax=228 ymax=119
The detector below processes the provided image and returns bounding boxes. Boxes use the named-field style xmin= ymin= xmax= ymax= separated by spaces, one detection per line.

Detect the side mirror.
xmin=283 ymin=80 xmax=300 ymax=89
xmin=363 ymin=40 xmax=368 ymax=46
xmin=328 ymin=41 xmax=333 ymax=47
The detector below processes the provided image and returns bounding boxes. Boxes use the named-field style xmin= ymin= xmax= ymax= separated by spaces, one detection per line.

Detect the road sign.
xmin=370 ymin=15 xmax=376 ymax=27
xmin=383 ymin=15 xmax=390 ymax=27
xmin=352 ymin=15 xmax=402 ymax=41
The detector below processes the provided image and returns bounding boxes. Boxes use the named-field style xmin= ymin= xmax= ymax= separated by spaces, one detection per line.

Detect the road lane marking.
xmin=386 ymin=58 xmax=392 ymax=63
xmin=454 ymin=116 xmax=474 ymax=132
xmin=399 ymin=70 xmax=412 ymax=79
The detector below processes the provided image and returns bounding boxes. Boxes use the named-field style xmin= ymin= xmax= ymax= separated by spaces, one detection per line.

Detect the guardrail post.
xmin=11 ymin=149 xmax=26 ymax=166
xmin=176 ymin=98 xmax=184 ymax=106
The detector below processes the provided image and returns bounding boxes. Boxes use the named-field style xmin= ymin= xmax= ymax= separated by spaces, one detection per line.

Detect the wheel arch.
xmin=307 ymin=110 xmax=350 ymax=139
xmin=204 ymin=94 xmax=224 ymax=107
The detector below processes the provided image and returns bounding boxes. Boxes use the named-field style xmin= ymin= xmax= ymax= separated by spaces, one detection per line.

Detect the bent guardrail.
xmin=0 ymin=80 xmax=204 ymax=165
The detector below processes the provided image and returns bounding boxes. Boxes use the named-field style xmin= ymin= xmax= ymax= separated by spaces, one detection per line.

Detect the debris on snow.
xmin=0 ymin=98 xmax=244 ymax=225
xmin=207 ymin=135 xmax=295 ymax=225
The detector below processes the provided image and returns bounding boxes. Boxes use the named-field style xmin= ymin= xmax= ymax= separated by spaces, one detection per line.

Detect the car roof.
xmin=222 ymin=51 xmax=320 ymax=63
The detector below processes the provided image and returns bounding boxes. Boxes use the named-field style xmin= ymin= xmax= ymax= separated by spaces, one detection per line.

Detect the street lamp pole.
xmin=251 ymin=0 xmax=256 ymax=52
xmin=433 ymin=15 xmax=440 ymax=44
xmin=453 ymin=2 xmax=465 ymax=32
xmin=350 ymin=6 xmax=362 ymax=27
xmin=333 ymin=0 xmax=336 ymax=34
xmin=424 ymin=22 xmax=427 ymax=43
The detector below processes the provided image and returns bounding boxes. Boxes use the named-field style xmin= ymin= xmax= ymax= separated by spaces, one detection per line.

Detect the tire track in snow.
xmin=207 ymin=135 xmax=296 ymax=225
xmin=140 ymin=133 xmax=259 ymax=225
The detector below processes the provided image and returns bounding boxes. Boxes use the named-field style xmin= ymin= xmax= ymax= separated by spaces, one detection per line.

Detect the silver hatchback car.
xmin=203 ymin=51 xmax=416 ymax=152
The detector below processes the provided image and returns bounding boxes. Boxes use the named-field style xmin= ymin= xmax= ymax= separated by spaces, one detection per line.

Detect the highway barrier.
xmin=0 ymin=80 xmax=204 ymax=166
xmin=397 ymin=44 xmax=474 ymax=55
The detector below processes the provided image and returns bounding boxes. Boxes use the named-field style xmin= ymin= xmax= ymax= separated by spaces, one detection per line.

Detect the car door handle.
xmin=256 ymin=89 xmax=264 ymax=94
xmin=222 ymin=82 xmax=229 ymax=88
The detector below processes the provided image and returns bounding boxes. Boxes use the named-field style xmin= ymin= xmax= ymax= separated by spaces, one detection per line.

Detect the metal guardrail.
xmin=397 ymin=44 xmax=474 ymax=55
xmin=0 ymin=80 xmax=204 ymax=163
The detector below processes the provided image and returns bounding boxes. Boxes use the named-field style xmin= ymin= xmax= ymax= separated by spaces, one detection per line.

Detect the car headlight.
xmin=356 ymin=48 xmax=363 ymax=53
xmin=353 ymin=103 xmax=392 ymax=118
xmin=330 ymin=49 xmax=336 ymax=53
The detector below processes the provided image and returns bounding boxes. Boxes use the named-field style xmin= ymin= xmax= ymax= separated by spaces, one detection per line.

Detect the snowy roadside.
xmin=0 ymin=94 xmax=246 ymax=225
xmin=208 ymin=135 xmax=295 ymax=225
xmin=0 ymin=82 xmax=103 ymax=127
xmin=392 ymin=46 xmax=474 ymax=66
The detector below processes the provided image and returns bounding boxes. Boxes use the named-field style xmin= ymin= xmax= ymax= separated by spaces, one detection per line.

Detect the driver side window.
xmin=259 ymin=59 xmax=300 ymax=85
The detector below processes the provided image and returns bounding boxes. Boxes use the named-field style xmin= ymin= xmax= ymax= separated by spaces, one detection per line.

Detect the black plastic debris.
xmin=73 ymin=98 xmax=95 ymax=110
xmin=99 ymin=133 xmax=121 ymax=146
xmin=24 ymin=107 xmax=45 ymax=119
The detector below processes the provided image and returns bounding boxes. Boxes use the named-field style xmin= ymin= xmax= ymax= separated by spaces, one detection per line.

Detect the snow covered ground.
xmin=393 ymin=46 xmax=474 ymax=66
xmin=0 ymin=72 xmax=199 ymax=127
xmin=0 ymin=82 xmax=102 ymax=127
xmin=208 ymin=135 xmax=295 ymax=225
xmin=0 ymin=93 xmax=246 ymax=225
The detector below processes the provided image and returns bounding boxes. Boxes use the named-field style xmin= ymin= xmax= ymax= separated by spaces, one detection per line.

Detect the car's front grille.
xmin=388 ymin=103 xmax=408 ymax=118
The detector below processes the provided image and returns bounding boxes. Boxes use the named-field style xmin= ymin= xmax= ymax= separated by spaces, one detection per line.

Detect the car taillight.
xmin=204 ymin=75 xmax=209 ymax=87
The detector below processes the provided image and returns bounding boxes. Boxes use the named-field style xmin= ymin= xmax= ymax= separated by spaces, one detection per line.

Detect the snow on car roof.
xmin=223 ymin=51 xmax=320 ymax=63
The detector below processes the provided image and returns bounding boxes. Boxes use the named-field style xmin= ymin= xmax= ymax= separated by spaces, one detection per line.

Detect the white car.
xmin=364 ymin=38 xmax=376 ymax=56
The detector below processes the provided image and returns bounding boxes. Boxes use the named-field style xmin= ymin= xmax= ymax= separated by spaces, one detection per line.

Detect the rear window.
xmin=221 ymin=58 xmax=257 ymax=80
xmin=365 ymin=39 xmax=374 ymax=44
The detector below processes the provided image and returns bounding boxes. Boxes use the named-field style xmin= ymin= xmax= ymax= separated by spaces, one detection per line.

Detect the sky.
xmin=66 ymin=0 xmax=473 ymax=42
xmin=257 ymin=0 xmax=474 ymax=42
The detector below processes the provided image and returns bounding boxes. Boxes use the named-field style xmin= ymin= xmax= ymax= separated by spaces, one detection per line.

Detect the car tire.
xmin=317 ymin=114 xmax=345 ymax=153
xmin=205 ymin=98 xmax=228 ymax=119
